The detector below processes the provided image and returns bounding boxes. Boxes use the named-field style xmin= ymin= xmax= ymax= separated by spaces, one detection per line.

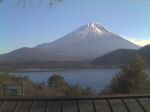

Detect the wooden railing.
xmin=0 ymin=94 xmax=150 ymax=112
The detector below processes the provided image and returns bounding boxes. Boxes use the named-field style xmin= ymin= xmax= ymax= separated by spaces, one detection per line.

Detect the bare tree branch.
xmin=0 ymin=0 xmax=63 ymax=7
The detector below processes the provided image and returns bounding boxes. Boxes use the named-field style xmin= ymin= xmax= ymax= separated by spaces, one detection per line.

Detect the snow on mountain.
xmin=36 ymin=23 xmax=140 ymax=61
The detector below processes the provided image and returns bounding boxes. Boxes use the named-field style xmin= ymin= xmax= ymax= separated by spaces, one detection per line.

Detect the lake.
xmin=7 ymin=69 xmax=121 ymax=92
xmin=2 ymin=68 xmax=150 ymax=92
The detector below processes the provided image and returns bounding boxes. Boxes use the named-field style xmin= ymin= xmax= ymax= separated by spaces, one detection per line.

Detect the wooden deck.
xmin=0 ymin=94 xmax=150 ymax=112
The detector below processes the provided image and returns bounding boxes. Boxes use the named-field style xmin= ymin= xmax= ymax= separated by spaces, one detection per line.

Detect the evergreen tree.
xmin=68 ymin=84 xmax=82 ymax=96
xmin=101 ymin=55 xmax=150 ymax=94
xmin=82 ymin=86 xmax=95 ymax=96
xmin=48 ymin=74 xmax=68 ymax=88
xmin=48 ymin=74 xmax=70 ymax=95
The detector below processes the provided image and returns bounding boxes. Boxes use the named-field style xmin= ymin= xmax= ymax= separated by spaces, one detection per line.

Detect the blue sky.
xmin=0 ymin=0 xmax=150 ymax=54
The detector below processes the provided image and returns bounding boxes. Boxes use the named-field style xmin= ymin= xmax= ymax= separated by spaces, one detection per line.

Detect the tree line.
xmin=101 ymin=55 xmax=150 ymax=94
xmin=0 ymin=73 xmax=95 ymax=96
xmin=0 ymin=55 xmax=150 ymax=96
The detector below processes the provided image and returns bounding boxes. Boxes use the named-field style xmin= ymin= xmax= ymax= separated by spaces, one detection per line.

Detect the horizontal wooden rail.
xmin=0 ymin=94 xmax=149 ymax=112
xmin=0 ymin=94 xmax=150 ymax=100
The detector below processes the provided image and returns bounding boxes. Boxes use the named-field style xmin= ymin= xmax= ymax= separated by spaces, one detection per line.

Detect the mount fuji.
xmin=36 ymin=23 xmax=140 ymax=61
xmin=0 ymin=23 xmax=140 ymax=64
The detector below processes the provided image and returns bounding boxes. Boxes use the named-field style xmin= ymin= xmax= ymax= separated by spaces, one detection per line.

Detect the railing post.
xmin=76 ymin=100 xmax=80 ymax=112
xmin=92 ymin=99 xmax=97 ymax=112
xmin=121 ymin=98 xmax=130 ymax=112
xmin=61 ymin=100 xmax=63 ymax=112
xmin=135 ymin=98 xmax=147 ymax=112
xmin=106 ymin=99 xmax=114 ymax=112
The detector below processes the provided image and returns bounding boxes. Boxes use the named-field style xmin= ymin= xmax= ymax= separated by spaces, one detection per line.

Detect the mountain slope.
xmin=91 ymin=49 xmax=137 ymax=66
xmin=0 ymin=47 xmax=49 ymax=64
xmin=0 ymin=23 xmax=140 ymax=64
xmin=91 ymin=45 xmax=150 ymax=66
xmin=138 ymin=45 xmax=150 ymax=64
xmin=36 ymin=23 xmax=140 ymax=61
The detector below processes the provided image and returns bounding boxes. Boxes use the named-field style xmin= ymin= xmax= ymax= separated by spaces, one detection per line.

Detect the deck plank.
xmin=95 ymin=100 xmax=111 ymax=112
xmin=16 ymin=100 xmax=32 ymax=112
xmin=79 ymin=100 xmax=94 ymax=112
xmin=0 ymin=94 xmax=150 ymax=112
xmin=63 ymin=100 xmax=77 ymax=112
xmin=0 ymin=100 xmax=17 ymax=112
xmin=32 ymin=100 xmax=47 ymax=112
xmin=47 ymin=100 xmax=61 ymax=112
xmin=124 ymin=99 xmax=144 ymax=112
xmin=138 ymin=98 xmax=150 ymax=112
xmin=110 ymin=99 xmax=127 ymax=112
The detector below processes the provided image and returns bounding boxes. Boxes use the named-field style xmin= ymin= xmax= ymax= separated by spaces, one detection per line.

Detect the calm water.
xmin=8 ymin=69 xmax=121 ymax=92
xmin=2 ymin=68 xmax=150 ymax=92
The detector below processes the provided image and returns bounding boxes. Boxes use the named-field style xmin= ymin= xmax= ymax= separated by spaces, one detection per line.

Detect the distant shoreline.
xmin=0 ymin=61 xmax=122 ymax=72
xmin=0 ymin=66 xmax=121 ymax=73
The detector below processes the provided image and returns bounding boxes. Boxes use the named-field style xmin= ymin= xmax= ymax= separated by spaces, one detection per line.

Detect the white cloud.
xmin=125 ymin=37 xmax=150 ymax=46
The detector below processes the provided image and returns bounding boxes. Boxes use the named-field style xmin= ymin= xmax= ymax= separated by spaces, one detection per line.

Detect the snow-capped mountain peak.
xmin=0 ymin=22 xmax=140 ymax=63
xmin=70 ymin=23 xmax=111 ymax=39
xmin=33 ymin=23 xmax=141 ymax=61
xmin=86 ymin=23 xmax=103 ymax=34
